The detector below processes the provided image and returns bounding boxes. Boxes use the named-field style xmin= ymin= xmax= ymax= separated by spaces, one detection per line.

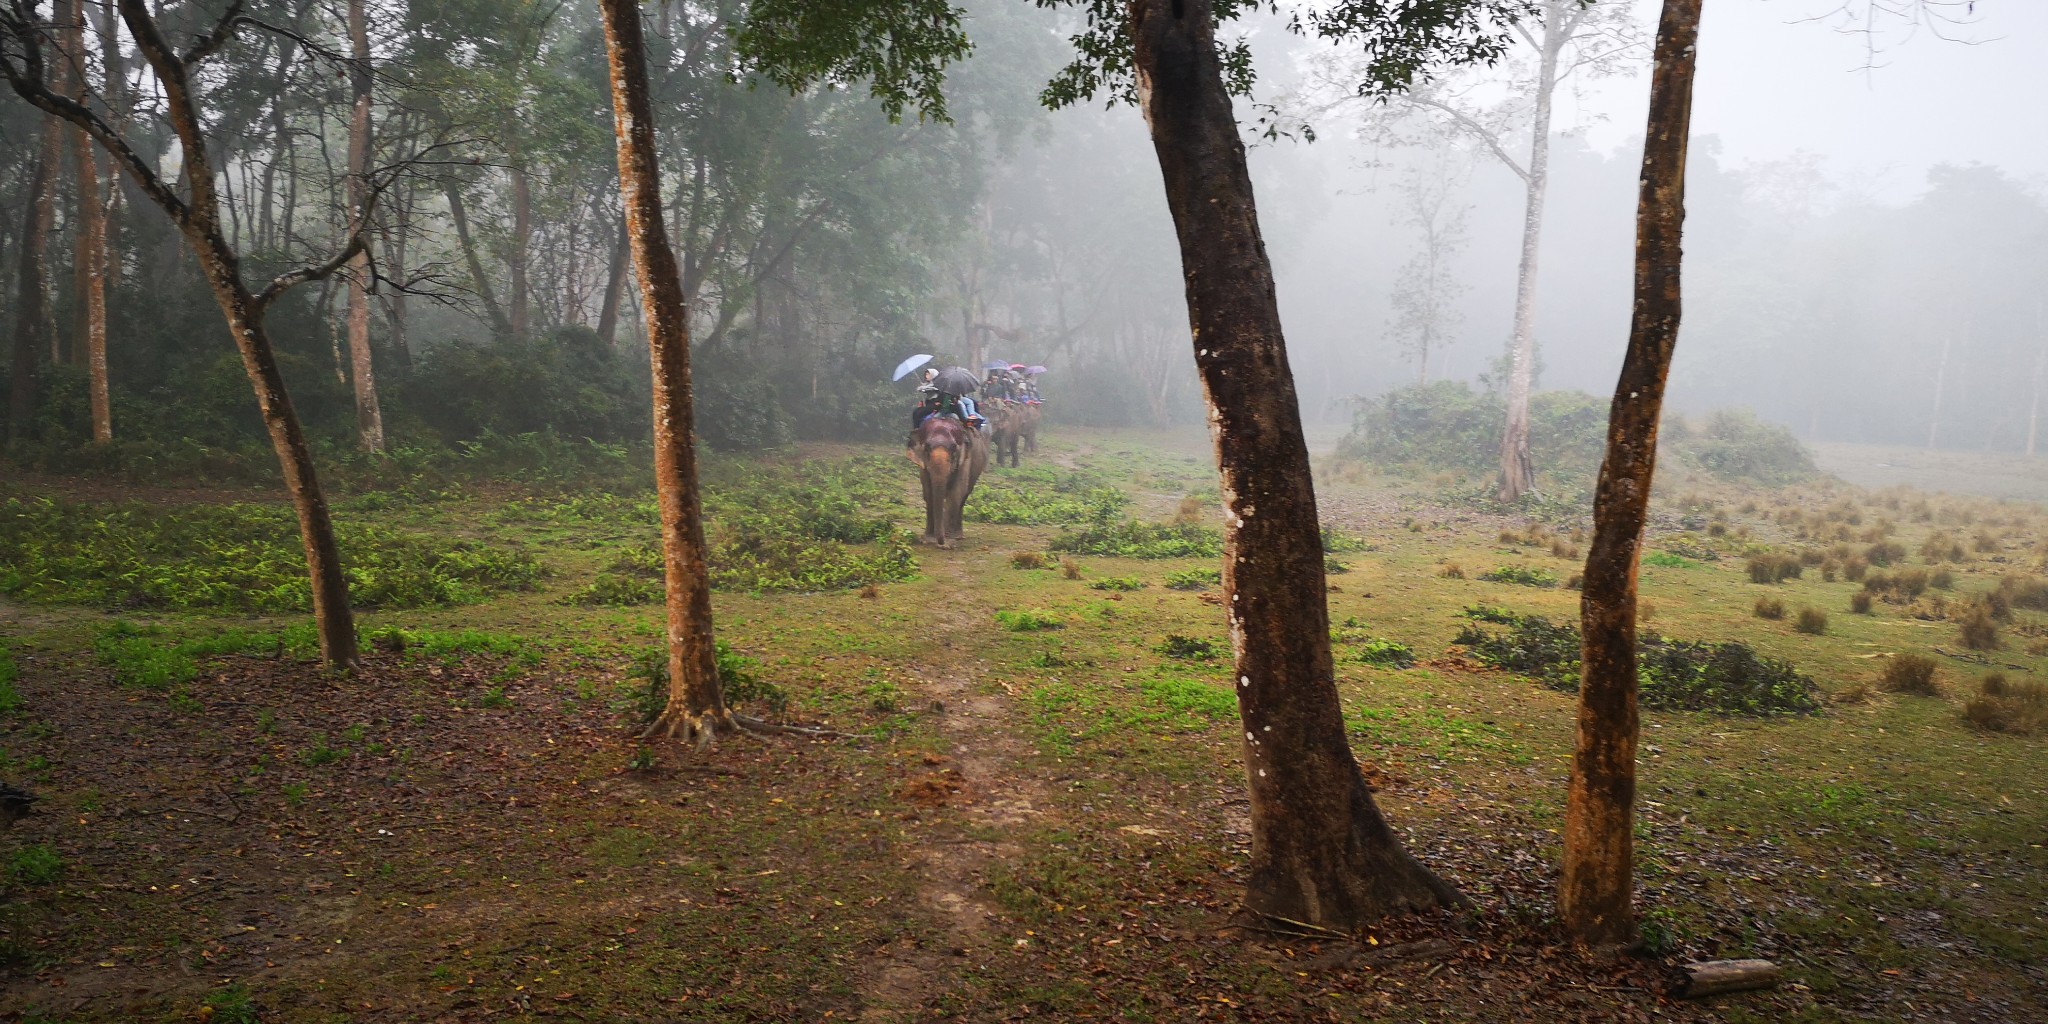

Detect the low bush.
xmin=1998 ymin=574 xmax=2048 ymax=611
xmin=1851 ymin=591 xmax=1874 ymax=615
xmin=1863 ymin=569 xmax=1930 ymax=603
xmin=564 ymin=547 xmax=663 ymax=606
xmin=1478 ymin=565 xmax=1557 ymax=588
xmin=1351 ymin=638 xmax=1417 ymax=669
xmin=1747 ymin=552 xmax=1804 ymax=584
xmin=1957 ymin=603 xmax=2001 ymax=650
xmin=1930 ymin=568 xmax=1956 ymax=590
xmin=1865 ymin=541 xmax=1907 ymax=568
xmin=1795 ymin=608 xmax=1829 ymax=635
xmin=1453 ymin=614 xmax=1820 ymax=716
xmin=626 ymin=641 xmax=785 ymax=717
xmin=1753 ymin=596 xmax=1786 ymax=620
xmin=969 ymin=478 xmax=1131 ymax=526
xmin=1158 ymin=634 xmax=1223 ymax=661
xmin=1880 ymin=654 xmax=1940 ymax=696
xmin=1964 ymin=674 xmax=2048 ymax=735
xmin=1920 ymin=533 xmax=1966 ymax=563
xmin=1437 ymin=562 xmax=1466 ymax=579
xmin=996 ymin=609 xmax=1065 ymax=632
xmin=710 ymin=524 xmax=917 ymax=593
xmin=1645 ymin=551 xmax=1698 ymax=569
xmin=1089 ymin=576 xmax=1146 ymax=592
xmin=1164 ymin=567 xmax=1221 ymax=591
xmin=1010 ymin=551 xmax=1051 ymax=570
xmin=1049 ymin=518 xmax=1222 ymax=560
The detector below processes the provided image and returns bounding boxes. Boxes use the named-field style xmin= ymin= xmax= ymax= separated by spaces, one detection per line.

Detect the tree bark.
xmin=596 ymin=214 xmax=629 ymax=348
xmin=9 ymin=116 xmax=61 ymax=443
xmin=445 ymin=181 xmax=512 ymax=336
xmin=598 ymin=0 xmax=729 ymax=746
xmin=1495 ymin=0 xmax=1570 ymax=503
xmin=1128 ymin=0 xmax=1459 ymax=928
xmin=343 ymin=0 xmax=383 ymax=452
xmin=60 ymin=0 xmax=109 ymax=440
xmin=1562 ymin=0 xmax=1702 ymax=947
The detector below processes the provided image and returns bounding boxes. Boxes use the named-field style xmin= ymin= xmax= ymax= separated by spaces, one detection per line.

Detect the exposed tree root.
xmin=639 ymin=708 xmax=857 ymax=747
xmin=732 ymin=714 xmax=860 ymax=740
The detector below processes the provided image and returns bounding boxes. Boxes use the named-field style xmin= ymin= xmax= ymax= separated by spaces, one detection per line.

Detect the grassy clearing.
xmin=1 ymin=430 xmax=2045 ymax=1022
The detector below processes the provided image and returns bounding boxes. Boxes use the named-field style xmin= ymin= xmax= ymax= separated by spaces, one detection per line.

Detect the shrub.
xmin=1049 ymin=518 xmax=1222 ymax=560
xmin=1865 ymin=541 xmax=1906 ymax=568
xmin=1753 ymin=596 xmax=1786 ymax=620
xmin=970 ymin=480 xmax=1131 ymax=526
xmin=1158 ymin=635 xmax=1223 ymax=660
xmin=1746 ymin=553 xmax=1804 ymax=584
xmin=626 ymin=641 xmax=785 ymax=717
xmin=7 ymin=844 xmax=63 ymax=886
xmin=1851 ymin=591 xmax=1874 ymax=615
xmin=1164 ymin=567 xmax=1221 ymax=591
xmin=405 ymin=328 xmax=651 ymax=446
xmin=996 ymin=609 xmax=1065 ymax=632
xmin=1010 ymin=551 xmax=1051 ymax=570
xmin=1644 ymin=551 xmax=1697 ymax=569
xmin=1454 ymin=615 xmax=1820 ymax=715
xmin=1963 ymin=674 xmax=2048 ymax=735
xmin=1061 ymin=561 xmax=1083 ymax=580
xmin=1795 ymin=608 xmax=1829 ymax=635
xmin=1957 ymin=604 xmax=2001 ymax=650
xmin=1352 ymin=638 xmax=1417 ymax=668
xmin=1322 ymin=528 xmax=1372 ymax=553
xmin=1479 ymin=565 xmax=1557 ymax=588
xmin=1930 ymin=568 xmax=1955 ymax=591
xmin=1843 ymin=556 xmax=1870 ymax=582
xmin=1998 ymin=574 xmax=2048 ymax=611
xmin=1920 ymin=533 xmax=1966 ymax=563
xmin=1863 ymin=569 xmax=1929 ymax=604
xmin=1089 ymin=576 xmax=1146 ymax=592
xmin=1437 ymin=562 xmax=1466 ymax=579
xmin=1880 ymin=654 xmax=1940 ymax=696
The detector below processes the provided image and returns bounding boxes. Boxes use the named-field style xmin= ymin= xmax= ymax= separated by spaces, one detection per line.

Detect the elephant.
xmin=985 ymin=398 xmax=1041 ymax=468
xmin=906 ymin=413 xmax=989 ymax=547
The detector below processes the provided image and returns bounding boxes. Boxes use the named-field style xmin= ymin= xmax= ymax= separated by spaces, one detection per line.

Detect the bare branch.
xmin=252 ymin=232 xmax=366 ymax=315
xmin=181 ymin=0 xmax=245 ymax=65
xmin=1408 ymin=95 xmax=1529 ymax=182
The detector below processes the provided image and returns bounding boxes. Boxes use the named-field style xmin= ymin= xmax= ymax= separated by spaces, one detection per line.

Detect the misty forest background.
xmin=1 ymin=0 xmax=2045 ymax=475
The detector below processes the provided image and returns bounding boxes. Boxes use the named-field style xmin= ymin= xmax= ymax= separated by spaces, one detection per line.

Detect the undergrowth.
xmin=1454 ymin=612 xmax=1820 ymax=715
xmin=0 ymin=496 xmax=541 ymax=612
xmin=1049 ymin=518 xmax=1222 ymax=559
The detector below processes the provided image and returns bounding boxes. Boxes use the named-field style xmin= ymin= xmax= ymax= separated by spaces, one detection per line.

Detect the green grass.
xmin=0 ymin=638 xmax=20 ymax=715
xmin=7 ymin=844 xmax=63 ymax=886
xmin=996 ymin=609 xmax=1066 ymax=632
xmin=1049 ymin=518 xmax=1222 ymax=559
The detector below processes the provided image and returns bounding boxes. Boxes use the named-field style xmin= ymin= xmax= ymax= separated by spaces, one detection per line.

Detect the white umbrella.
xmin=892 ymin=353 xmax=934 ymax=381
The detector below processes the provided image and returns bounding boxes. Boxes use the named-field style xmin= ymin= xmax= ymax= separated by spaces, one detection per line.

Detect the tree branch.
xmin=252 ymin=232 xmax=366 ymax=316
xmin=1408 ymin=95 xmax=1528 ymax=182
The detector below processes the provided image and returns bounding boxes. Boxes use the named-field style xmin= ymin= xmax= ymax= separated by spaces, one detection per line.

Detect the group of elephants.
xmin=906 ymin=397 xmax=1040 ymax=548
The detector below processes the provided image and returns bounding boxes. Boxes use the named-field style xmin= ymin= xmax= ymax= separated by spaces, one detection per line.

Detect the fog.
xmin=966 ymin=0 xmax=2048 ymax=448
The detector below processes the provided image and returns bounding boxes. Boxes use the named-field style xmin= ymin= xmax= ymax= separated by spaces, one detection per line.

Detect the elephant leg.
xmin=920 ymin=469 xmax=942 ymax=545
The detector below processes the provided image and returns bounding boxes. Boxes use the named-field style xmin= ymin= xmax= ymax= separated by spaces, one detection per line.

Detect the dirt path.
xmin=855 ymin=543 xmax=1049 ymax=1021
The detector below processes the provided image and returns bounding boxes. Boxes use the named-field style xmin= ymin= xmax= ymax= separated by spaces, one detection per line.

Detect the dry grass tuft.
xmin=1753 ymin=596 xmax=1785 ymax=620
xmin=1795 ymin=607 xmax=1829 ymax=635
xmin=1963 ymin=673 xmax=2048 ymax=735
xmin=1880 ymin=653 xmax=1940 ymax=696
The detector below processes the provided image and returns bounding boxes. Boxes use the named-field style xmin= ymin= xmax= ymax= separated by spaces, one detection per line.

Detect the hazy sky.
xmin=1572 ymin=0 xmax=2047 ymax=199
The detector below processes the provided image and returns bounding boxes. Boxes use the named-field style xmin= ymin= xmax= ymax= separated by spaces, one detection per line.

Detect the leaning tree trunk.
xmin=1129 ymin=0 xmax=1460 ymax=928
xmin=509 ymin=143 xmax=533 ymax=339
xmin=342 ymin=0 xmax=383 ymax=451
xmin=596 ymin=215 xmax=628 ymax=348
xmin=445 ymin=181 xmax=512 ymax=337
xmin=9 ymin=116 xmax=60 ymax=443
xmin=1496 ymin=2 xmax=1567 ymax=503
xmin=1562 ymin=0 xmax=1703 ymax=947
xmin=598 ymin=0 xmax=729 ymax=746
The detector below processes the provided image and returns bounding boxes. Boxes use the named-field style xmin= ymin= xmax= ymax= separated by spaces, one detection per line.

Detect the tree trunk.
xmin=509 ymin=145 xmax=533 ymax=339
xmin=598 ymin=0 xmax=729 ymax=746
xmin=1495 ymin=1 xmax=1568 ymax=503
xmin=8 ymin=117 xmax=61 ymax=443
xmin=1927 ymin=329 xmax=1952 ymax=449
xmin=2028 ymin=302 xmax=2045 ymax=458
xmin=63 ymin=0 xmax=109 ymax=442
xmin=596 ymin=214 xmax=629 ymax=348
xmin=445 ymin=181 xmax=512 ymax=336
xmin=1128 ymin=0 xmax=1459 ymax=928
xmin=1562 ymin=0 xmax=1702 ymax=947
xmin=343 ymin=0 xmax=383 ymax=452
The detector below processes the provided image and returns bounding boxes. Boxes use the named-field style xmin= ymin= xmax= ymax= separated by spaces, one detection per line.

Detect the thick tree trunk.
xmin=445 ymin=182 xmax=512 ymax=336
xmin=1562 ymin=0 xmax=1703 ymax=947
xmin=596 ymin=215 xmax=629 ymax=348
xmin=1496 ymin=2 xmax=1568 ymax=503
xmin=1128 ymin=0 xmax=1459 ymax=928
xmin=343 ymin=0 xmax=383 ymax=452
xmin=9 ymin=117 xmax=61 ymax=443
xmin=598 ymin=0 xmax=729 ymax=746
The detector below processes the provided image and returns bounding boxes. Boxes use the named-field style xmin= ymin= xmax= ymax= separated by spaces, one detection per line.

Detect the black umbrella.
xmin=932 ymin=366 xmax=981 ymax=397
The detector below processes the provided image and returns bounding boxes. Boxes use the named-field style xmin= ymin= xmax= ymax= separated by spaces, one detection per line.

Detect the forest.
xmin=0 ymin=0 xmax=2044 ymax=1021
